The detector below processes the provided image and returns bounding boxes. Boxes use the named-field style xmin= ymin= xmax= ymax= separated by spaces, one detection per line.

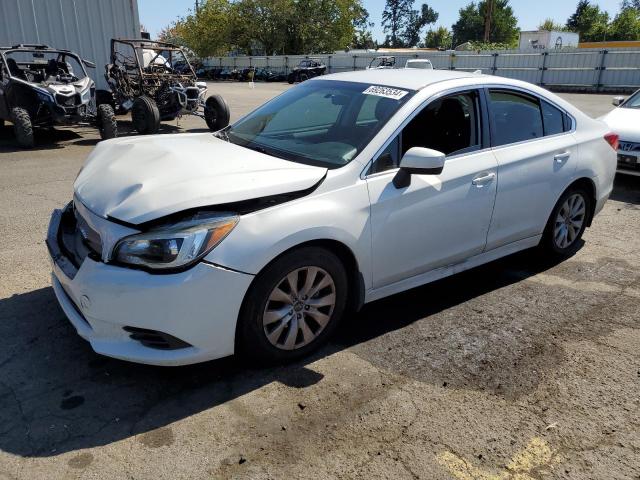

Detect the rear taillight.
xmin=604 ymin=133 xmax=619 ymax=151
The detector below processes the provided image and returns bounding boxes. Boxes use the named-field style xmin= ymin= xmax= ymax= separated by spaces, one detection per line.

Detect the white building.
xmin=0 ymin=0 xmax=140 ymax=89
xmin=519 ymin=31 xmax=580 ymax=51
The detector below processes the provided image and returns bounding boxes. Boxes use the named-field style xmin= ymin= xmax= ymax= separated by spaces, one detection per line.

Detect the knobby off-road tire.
xmin=11 ymin=107 xmax=34 ymax=148
xmin=236 ymin=247 xmax=348 ymax=364
xmin=97 ymin=104 xmax=118 ymax=140
xmin=540 ymin=186 xmax=591 ymax=258
xmin=204 ymin=95 xmax=231 ymax=132
xmin=131 ymin=96 xmax=160 ymax=135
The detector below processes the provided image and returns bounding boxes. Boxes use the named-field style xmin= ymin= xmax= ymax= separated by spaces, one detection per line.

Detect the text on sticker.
xmin=363 ymin=85 xmax=409 ymax=100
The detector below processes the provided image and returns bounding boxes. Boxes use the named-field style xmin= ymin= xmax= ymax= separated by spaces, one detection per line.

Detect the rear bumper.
xmin=616 ymin=150 xmax=640 ymax=177
xmin=47 ymin=208 xmax=254 ymax=366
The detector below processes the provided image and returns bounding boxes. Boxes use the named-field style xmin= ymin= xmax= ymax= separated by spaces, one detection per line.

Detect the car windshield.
xmin=4 ymin=50 xmax=86 ymax=83
xmin=622 ymin=90 xmax=640 ymax=109
xmin=222 ymin=80 xmax=415 ymax=168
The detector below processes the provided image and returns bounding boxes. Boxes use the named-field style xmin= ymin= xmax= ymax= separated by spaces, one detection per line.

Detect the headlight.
xmin=113 ymin=212 xmax=239 ymax=271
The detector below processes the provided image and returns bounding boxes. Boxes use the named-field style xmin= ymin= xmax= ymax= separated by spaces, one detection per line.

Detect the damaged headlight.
xmin=113 ymin=212 xmax=239 ymax=271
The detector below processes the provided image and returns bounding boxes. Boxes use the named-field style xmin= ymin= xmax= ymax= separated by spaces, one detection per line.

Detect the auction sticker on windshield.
xmin=363 ymin=85 xmax=409 ymax=100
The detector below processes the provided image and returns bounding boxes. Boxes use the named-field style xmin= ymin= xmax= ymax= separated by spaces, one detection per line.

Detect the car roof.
xmin=316 ymin=69 xmax=479 ymax=91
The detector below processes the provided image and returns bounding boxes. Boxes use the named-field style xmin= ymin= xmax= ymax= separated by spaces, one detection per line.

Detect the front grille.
xmin=185 ymin=87 xmax=199 ymax=100
xmin=618 ymin=154 xmax=640 ymax=170
xmin=58 ymin=204 xmax=102 ymax=268
xmin=55 ymin=93 xmax=80 ymax=107
xmin=123 ymin=326 xmax=192 ymax=350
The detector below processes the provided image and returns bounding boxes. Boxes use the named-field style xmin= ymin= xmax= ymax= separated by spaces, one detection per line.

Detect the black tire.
xmin=237 ymin=247 xmax=348 ymax=363
xmin=540 ymin=186 xmax=591 ymax=257
xmin=11 ymin=107 xmax=34 ymax=148
xmin=287 ymin=73 xmax=295 ymax=84
xmin=97 ymin=104 xmax=117 ymax=140
xmin=204 ymin=94 xmax=231 ymax=131
xmin=299 ymin=73 xmax=309 ymax=82
xmin=131 ymin=95 xmax=160 ymax=134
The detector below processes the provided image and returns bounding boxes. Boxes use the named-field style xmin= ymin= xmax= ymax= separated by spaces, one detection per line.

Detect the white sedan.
xmin=47 ymin=70 xmax=617 ymax=366
xmin=601 ymin=89 xmax=640 ymax=176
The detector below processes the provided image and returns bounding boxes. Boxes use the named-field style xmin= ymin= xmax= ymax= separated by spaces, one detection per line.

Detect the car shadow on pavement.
xmin=0 ymin=126 xmax=82 ymax=153
xmin=610 ymin=174 xmax=640 ymax=205
xmin=0 ymin=247 xmax=570 ymax=458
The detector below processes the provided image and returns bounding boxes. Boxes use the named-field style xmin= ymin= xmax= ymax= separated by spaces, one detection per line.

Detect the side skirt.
xmin=364 ymin=235 xmax=542 ymax=303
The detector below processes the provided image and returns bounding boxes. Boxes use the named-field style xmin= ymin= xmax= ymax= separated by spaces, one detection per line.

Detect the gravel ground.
xmin=0 ymin=82 xmax=638 ymax=480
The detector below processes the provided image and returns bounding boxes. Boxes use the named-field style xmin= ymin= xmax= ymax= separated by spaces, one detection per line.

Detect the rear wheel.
xmin=237 ymin=247 xmax=348 ymax=363
xmin=204 ymin=94 xmax=231 ymax=131
xmin=131 ymin=95 xmax=160 ymax=134
xmin=97 ymin=104 xmax=117 ymax=140
xmin=11 ymin=107 xmax=34 ymax=148
xmin=299 ymin=73 xmax=309 ymax=82
xmin=540 ymin=187 xmax=591 ymax=257
xmin=287 ymin=73 xmax=296 ymax=84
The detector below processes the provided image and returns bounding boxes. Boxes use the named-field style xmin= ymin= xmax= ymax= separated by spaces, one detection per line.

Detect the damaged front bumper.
xmin=46 ymin=204 xmax=254 ymax=366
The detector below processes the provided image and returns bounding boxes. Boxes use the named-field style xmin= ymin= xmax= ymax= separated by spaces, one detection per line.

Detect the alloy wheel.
xmin=262 ymin=267 xmax=336 ymax=350
xmin=554 ymin=193 xmax=586 ymax=249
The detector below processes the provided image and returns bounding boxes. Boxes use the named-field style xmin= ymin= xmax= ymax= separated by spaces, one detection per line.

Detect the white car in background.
xmin=601 ymin=89 xmax=640 ymax=176
xmin=47 ymin=70 xmax=617 ymax=366
xmin=405 ymin=59 xmax=433 ymax=69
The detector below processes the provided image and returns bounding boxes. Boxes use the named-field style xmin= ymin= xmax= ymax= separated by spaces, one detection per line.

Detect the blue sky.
xmin=139 ymin=0 xmax=623 ymax=42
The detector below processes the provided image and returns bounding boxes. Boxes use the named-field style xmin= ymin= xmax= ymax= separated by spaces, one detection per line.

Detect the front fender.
xmin=204 ymin=181 xmax=373 ymax=289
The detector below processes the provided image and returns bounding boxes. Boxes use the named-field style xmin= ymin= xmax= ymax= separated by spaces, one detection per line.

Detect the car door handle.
xmin=554 ymin=152 xmax=571 ymax=163
xmin=472 ymin=172 xmax=496 ymax=186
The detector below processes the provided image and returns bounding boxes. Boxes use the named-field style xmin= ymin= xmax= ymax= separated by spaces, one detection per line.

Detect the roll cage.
xmin=0 ymin=44 xmax=89 ymax=83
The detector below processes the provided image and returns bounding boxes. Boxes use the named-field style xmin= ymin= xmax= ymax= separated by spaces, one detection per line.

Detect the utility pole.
xmin=483 ymin=0 xmax=494 ymax=43
xmin=195 ymin=0 xmax=200 ymax=14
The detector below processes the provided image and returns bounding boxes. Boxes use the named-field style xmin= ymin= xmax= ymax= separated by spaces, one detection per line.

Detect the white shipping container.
xmin=0 ymin=0 xmax=140 ymax=89
xmin=519 ymin=31 xmax=580 ymax=51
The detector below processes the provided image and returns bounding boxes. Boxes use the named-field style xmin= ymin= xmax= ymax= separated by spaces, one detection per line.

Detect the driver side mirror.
xmin=612 ymin=96 xmax=626 ymax=107
xmin=393 ymin=147 xmax=445 ymax=188
xmin=83 ymin=59 xmax=96 ymax=69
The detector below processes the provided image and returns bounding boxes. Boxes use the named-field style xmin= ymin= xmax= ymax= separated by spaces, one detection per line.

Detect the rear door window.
xmin=489 ymin=90 xmax=543 ymax=146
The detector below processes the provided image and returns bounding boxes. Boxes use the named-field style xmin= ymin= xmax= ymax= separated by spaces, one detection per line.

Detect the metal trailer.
xmin=0 ymin=0 xmax=140 ymax=90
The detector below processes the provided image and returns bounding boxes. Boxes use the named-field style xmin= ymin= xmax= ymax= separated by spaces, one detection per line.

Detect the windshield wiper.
xmin=214 ymin=127 xmax=230 ymax=142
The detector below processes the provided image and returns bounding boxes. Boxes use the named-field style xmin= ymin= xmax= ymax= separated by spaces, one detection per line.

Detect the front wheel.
xmin=540 ymin=187 xmax=591 ymax=257
xmin=97 ymin=104 xmax=117 ymax=140
xmin=237 ymin=247 xmax=348 ymax=363
xmin=204 ymin=94 xmax=230 ymax=131
xmin=131 ymin=95 xmax=160 ymax=134
xmin=11 ymin=107 xmax=34 ymax=148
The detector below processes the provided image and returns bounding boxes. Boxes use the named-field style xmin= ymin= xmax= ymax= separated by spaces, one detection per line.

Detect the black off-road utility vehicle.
xmin=0 ymin=44 xmax=116 ymax=148
xmin=367 ymin=56 xmax=396 ymax=69
xmin=104 ymin=39 xmax=230 ymax=134
xmin=287 ymin=58 xmax=326 ymax=84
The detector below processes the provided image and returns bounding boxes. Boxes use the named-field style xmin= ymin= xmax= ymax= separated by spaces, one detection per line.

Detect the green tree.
xmin=566 ymin=1 xmax=609 ymax=41
xmin=351 ymin=4 xmax=375 ymax=49
xmin=174 ymin=0 xmax=232 ymax=57
xmin=608 ymin=7 xmax=640 ymax=40
xmin=424 ymin=26 xmax=452 ymax=49
xmin=451 ymin=0 xmax=519 ymax=47
xmin=382 ymin=0 xmax=414 ymax=47
xmin=621 ymin=0 xmax=640 ymax=10
xmin=538 ymin=18 xmax=566 ymax=31
xmin=402 ymin=4 xmax=439 ymax=47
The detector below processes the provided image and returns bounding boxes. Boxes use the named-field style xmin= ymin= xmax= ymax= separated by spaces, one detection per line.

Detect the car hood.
xmin=74 ymin=133 xmax=327 ymax=225
xmin=601 ymin=108 xmax=640 ymax=142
